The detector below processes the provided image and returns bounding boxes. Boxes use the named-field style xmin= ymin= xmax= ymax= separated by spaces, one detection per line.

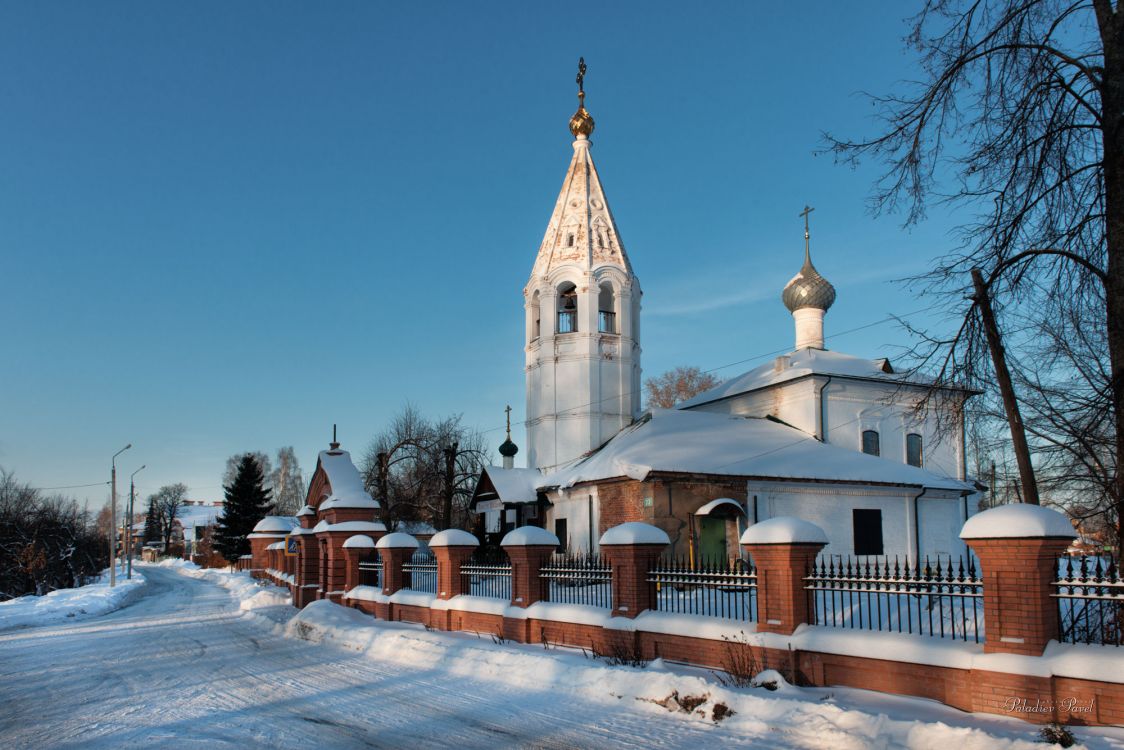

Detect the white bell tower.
xmin=524 ymin=59 xmax=642 ymax=472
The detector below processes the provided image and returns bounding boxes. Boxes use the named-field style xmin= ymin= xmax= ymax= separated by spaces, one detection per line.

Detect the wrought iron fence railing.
xmin=461 ymin=550 xmax=512 ymax=600
xmin=806 ymin=555 xmax=983 ymax=642
xmin=540 ymin=553 xmax=612 ymax=608
xmin=1056 ymin=554 xmax=1123 ymax=647
xmin=648 ymin=555 xmax=757 ymax=621
xmin=358 ymin=560 xmax=381 ymax=589
xmin=403 ymin=551 xmax=437 ymax=594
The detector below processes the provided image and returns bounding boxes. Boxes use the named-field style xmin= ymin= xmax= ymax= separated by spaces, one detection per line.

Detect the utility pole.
xmin=127 ymin=465 xmax=146 ymax=579
xmin=110 ymin=444 xmax=132 ymax=587
xmin=971 ymin=269 xmax=1039 ymax=505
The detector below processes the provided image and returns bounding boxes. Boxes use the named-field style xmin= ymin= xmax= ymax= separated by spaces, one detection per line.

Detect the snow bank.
xmin=741 ymin=517 xmax=828 ymax=545
xmin=600 ymin=522 xmax=670 ymax=546
xmin=501 ymin=526 xmax=558 ymax=547
xmin=160 ymin=559 xmax=292 ymax=611
xmin=0 ymin=564 xmax=147 ymax=631
xmin=960 ymin=504 xmax=1076 ymax=539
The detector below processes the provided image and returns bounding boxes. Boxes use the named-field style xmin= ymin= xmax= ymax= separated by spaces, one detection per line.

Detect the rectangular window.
xmin=598 ymin=310 xmax=616 ymax=333
xmin=906 ymin=433 xmax=923 ymax=467
xmin=554 ymin=518 xmax=568 ymax=552
xmin=853 ymin=509 xmax=884 ymax=556
xmin=557 ymin=310 xmax=577 ymax=334
xmin=862 ymin=429 xmax=880 ymax=456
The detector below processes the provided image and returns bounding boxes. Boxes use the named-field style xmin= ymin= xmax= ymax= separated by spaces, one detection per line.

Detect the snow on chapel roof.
xmin=543 ymin=409 xmax=972 ymax=492
xmin=316 ymin=449 xmax=379 ymax=510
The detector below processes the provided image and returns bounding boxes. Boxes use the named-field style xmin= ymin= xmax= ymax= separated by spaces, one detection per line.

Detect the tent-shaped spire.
xmin=530 ymin=62 xmax=631 ymax=278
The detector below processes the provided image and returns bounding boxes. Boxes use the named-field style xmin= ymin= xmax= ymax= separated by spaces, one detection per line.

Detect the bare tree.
xmin=150 ymin=483 xmax=188 ymax=551
xmin=644 ymin=366 xmax=719 ymax=409
xmin=270 ymin=446 xmax=305 ymax=515
xmin=360 ymin=405 xmax=490 ymax=531
xmin=827 ymin=0 xmax=1123 ymax=546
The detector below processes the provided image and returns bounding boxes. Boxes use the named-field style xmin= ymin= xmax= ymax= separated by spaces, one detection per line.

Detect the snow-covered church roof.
xmin=474 ymin=466 xmax=541 ymax=506
xmin=679 ymin=348 xmax=960 ymax=410
xmin=543 ymin=409 xmax=973 ymax=492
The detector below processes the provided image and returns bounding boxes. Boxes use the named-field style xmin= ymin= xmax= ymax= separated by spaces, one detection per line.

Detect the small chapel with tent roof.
xmin=471 ymin=60 xmax=983 ymax=563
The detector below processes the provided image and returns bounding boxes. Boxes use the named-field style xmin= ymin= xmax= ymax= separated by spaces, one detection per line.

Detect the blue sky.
xmin=0 ymin=2 xmax=964 ymax=507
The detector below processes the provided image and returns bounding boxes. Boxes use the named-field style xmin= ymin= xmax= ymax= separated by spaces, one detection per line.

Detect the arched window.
xmin=862 ymin=430 xmax=880 ymax=456
xmin=557 ymin=283 xmax=578 ymax=334
xmin=531 ymin=290 xmax=541 ymax=341
xmin=906 ymin=433 xmax=923 ymax=467
xmin=598 ymin=282 xmax=616 ymax=333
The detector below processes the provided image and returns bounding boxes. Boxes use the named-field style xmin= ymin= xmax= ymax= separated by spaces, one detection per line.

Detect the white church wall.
xmin=545 ymin=488 xmax=601 ymax=554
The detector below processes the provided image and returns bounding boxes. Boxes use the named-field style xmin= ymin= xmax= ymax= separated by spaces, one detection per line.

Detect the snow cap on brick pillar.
xmin=430 ymin=529 xmax=480 ymax=600
xmin=741 ymin=517 xmax=827 ymax=635
xmin=502 ymin=526 xmax=559 ymax=608
xmin=599 ymin=522 xmax=670 ymax=618
xmin=376 ymin=532 xmax=419 ymax=596
xmin=960 ymin=504 xmax=1076 ymax=656
xmin=343 ymin=534 xmax=377 ymax=592
xmin=248 ymin=516 xmax=297 ymax=571
xmin=314 ymin=519 xmax=387 ymax=603
xmin=297 ymin=504 xmax=317 ymax=529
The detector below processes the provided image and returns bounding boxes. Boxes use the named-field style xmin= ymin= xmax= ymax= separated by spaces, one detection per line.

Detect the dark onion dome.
xmin=499 ymin=437 xmax=519 ymax=458
xmin=782 ymin=249 xmax=836 ymax=313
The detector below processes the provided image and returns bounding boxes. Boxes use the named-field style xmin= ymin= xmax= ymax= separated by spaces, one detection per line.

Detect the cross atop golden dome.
xmin=569 ymin=57 xmax=595 ymax=138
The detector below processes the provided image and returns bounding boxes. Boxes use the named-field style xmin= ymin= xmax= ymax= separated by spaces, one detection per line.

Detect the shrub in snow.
xmin=711 ymin=631 xmax=763 ymax=688
xmin=1038 ymin=723 xmax=1077 ymax=747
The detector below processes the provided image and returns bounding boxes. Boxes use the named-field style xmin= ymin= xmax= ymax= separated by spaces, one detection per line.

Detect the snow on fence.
xmin=805 ymin=555 xmax=983 ymax=642
xmin=647 ymin=555 xmax=757 ymax=621
xmin=461 ymin=549 xmax=512 ymax=600
xmin=1056 ymin=554 xmax=1124 ymax=647
xmin=403 ymin=551 xmax=437 ymax=594
xmin=540 ymin=553 xmax=612 ymax=609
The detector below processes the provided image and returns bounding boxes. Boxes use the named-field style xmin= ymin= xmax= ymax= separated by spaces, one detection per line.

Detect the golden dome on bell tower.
xmin=568 ymin=57 xmax=595 ymax=138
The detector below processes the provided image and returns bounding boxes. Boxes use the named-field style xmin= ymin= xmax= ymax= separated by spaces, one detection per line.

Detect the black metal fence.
xmin=1056 ymin=555 xmax=1123 ymax=647
xmin=403 ymin=551 xmax=437 ymax=594
xmin=648 ymin=555 xmax=757 ymax=621
xmin=461 ymin=549 xmax=512 ymax=600
xmin=540 ymin=553 xmax=612 ymax=608
xmin=806 ymin=555 xmax=983 ymax=642
xmin=358 ymin=560 xmax=381 ymax=589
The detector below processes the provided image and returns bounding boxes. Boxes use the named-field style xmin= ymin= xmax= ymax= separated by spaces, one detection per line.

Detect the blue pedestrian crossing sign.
xmin=285 ymin=534 xmax=299 ymax=556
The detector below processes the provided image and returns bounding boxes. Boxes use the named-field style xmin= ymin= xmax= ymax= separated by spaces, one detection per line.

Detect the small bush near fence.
xmin=806 ymin=555 xmax=983 ymax=642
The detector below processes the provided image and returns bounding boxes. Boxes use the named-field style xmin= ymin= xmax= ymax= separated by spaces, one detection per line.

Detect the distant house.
xmin=128 ymin=500 xmax=226 ymax=566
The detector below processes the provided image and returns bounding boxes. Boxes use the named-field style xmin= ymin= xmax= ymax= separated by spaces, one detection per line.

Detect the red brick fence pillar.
xmin=431 ymin=529 xmax=480 ymax=601
xmin=375 ymin=532 xmax=419 ymax=597
xmin=599 ymin=523 xmax=670 ymax=618
xmin=961 ymin=504 xmax=1076 ymax=656
xmin=502 ymin=527 xmax=559 ymax=609
xmin=742 ymin=517 xmax=827 ymax=635
xmin=343 ymin=534 xmax=378 ymax=592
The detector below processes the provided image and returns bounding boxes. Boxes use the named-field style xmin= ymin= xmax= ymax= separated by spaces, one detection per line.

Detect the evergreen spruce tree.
xmin=142 ymin=498 xmax=161 ymax=546
xmin=213 ymin=454 xmax=274 ymax=563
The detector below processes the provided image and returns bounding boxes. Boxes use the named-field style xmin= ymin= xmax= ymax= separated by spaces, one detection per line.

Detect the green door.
xmin=698 ymin=516 xmax=727 ymax=564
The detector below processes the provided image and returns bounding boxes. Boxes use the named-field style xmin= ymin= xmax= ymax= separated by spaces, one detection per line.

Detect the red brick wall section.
xmin=967 ymin=537 xmax=1073 ymax=656
xmin=379 ymin=547 xmax=414 ymax=596
xmin=744 ymin=541 xmax=825 ymax=635
xmin=503 ymin=544 xmax=555 ymax=607
xmin=601 ymin=543 xmax=666 ymax=618
xmin=294 ymin=534 xmax=320 ymax=608
xmin=434 ymin=546 xmax=476 ymax=600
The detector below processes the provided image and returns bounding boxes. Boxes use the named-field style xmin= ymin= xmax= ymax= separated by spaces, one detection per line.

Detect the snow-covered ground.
xmin=0 ymin=564 xmax=146 ymax=632
xmin=1 ymin=563 xmax=1122 ymax=749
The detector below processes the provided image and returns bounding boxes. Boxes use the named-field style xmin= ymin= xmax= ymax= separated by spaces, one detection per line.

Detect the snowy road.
xmin=0 ymin=566 xmax=761 ymax=749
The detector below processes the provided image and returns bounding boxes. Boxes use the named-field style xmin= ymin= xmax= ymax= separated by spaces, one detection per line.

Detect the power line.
xmin=33 ymin=481 xmax=111 ymax=491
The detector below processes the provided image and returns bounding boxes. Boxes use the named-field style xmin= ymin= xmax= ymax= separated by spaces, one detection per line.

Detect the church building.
xmin=472 ymin=63 xmax=982 ymax=563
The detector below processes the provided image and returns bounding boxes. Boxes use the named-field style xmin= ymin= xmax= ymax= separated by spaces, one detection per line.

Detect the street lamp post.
xmin=110 ymin=444 xmax=132 ymax=587
xmin=127 ymin=465 xmax=145 ymax=580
